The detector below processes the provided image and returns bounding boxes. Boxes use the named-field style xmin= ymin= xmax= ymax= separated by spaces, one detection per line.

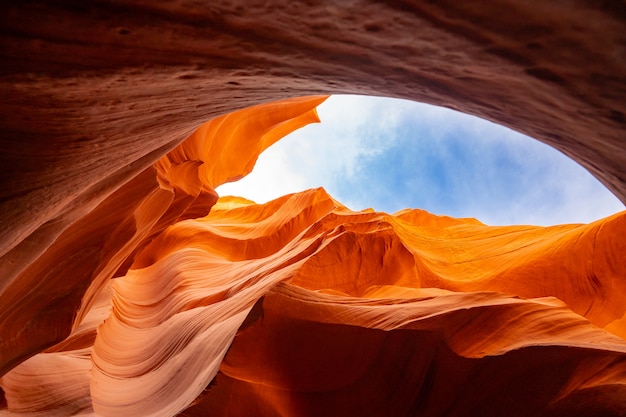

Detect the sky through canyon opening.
xmin=216 ymin=95 xmax=624 ymax=226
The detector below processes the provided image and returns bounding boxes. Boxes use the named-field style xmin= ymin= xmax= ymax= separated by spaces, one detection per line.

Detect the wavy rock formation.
xmin=3 ymin=182 xmax=626 ymax=416
xmin=1 ymin=1 xmax=626 ymax=416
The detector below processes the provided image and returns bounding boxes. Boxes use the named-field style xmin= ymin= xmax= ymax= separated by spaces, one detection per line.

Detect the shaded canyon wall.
xmin=1 ymin=1 xmax=626 ymax=416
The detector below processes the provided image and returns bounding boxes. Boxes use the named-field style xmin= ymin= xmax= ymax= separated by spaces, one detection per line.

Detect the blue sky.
xmin=216 ymin=95 xmax=624 ymax=226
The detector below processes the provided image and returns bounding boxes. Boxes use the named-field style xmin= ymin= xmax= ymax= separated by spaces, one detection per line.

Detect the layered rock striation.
xmin=1 ymin=98 xmax=625 ymax=416
xmin=1 ymin=1 xmax=626 ymax=416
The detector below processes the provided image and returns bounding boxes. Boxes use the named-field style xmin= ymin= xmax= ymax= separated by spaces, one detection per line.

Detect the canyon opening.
xmin=1 ymin=2 xmax=625 ymax=416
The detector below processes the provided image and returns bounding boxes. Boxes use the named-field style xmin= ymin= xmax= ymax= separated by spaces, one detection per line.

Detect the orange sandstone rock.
xmin=0 ymin=96 xmax=326 ymax=377
xmin=1 ymin=1 xmax=626 ymax=416
xmin=4 ymin=183 xmax=625 ymax=415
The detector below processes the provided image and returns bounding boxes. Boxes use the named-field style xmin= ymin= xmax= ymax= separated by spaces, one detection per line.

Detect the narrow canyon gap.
xmin=1 ymin=1 xmax=625 ymax=416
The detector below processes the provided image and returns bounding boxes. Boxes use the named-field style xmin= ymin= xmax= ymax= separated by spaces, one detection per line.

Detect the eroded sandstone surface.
xmin=1 ymin=1 xmax=625 ymax=416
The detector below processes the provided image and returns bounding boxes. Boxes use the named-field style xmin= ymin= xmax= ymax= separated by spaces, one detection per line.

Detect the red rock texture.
xmin=4 ymin=183 xmax=626 ymax=416
xmin=1 ymin=1 xmax=625 ymax=416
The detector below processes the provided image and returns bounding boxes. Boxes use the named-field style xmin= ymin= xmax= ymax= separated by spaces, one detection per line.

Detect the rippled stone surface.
xmin=1 ymin=1 xmax=626 ymax=416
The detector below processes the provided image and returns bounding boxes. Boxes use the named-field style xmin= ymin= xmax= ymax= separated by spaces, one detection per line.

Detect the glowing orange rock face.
xmin=0 ymin=97 xmax=326 ymax=398
xmin=1 ymin=97 xmax=626 ymax=416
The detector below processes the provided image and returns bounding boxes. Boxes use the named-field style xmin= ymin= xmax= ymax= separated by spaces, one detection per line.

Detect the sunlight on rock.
xmin=2 ymin=97 xmax=626 ymax=417
xmin=2 ymin=2 xmax=626 ymax=416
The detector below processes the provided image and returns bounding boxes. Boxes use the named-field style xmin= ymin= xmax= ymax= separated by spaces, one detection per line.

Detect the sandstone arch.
xmin=1 ymin=1 xmax=625 ymax=415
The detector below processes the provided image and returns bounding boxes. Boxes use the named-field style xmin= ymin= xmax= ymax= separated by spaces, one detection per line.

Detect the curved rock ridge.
xmin=2 ymin=184 xmax=625 ymax=416
xmin=0 ymin=96 xmax=326 ymax=378
xmin=182 ymin=284 xmax=626 ymax=417
xmin=2 ymin=1 xmax=626 ymax=415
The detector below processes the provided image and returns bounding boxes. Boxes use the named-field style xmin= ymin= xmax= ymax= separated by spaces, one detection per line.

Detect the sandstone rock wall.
xmin=1 ymin=1 xmax=625 ymax=416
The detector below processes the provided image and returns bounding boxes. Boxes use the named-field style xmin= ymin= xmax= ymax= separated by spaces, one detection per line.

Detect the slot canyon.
xmin=1 ymin=1 xmax=625 ymax=416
